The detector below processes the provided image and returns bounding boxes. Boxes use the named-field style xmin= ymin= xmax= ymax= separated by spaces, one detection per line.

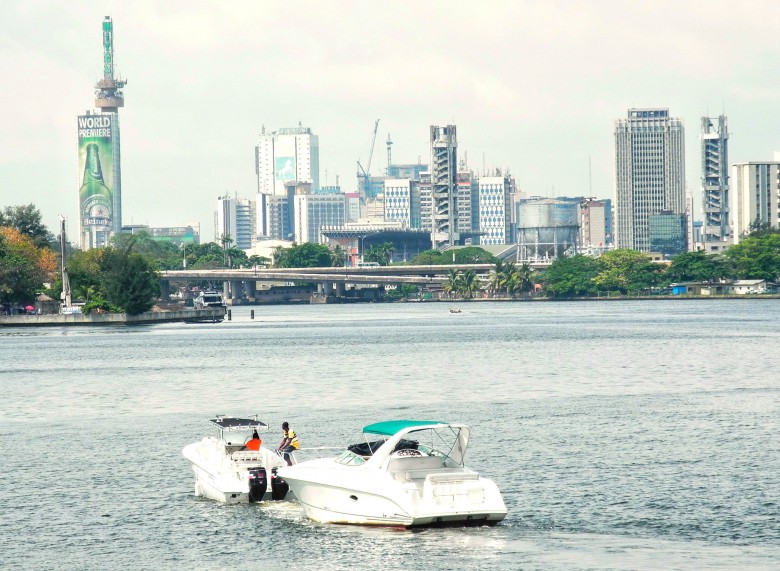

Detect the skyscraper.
xmin=614 ymin=109 xmax=686 ymax=252
xmin=731 ymin=162 xmax=780 ymax=243
xmin=255 ymin=124 xmax=320 ymax=196
xmin=79 ymin=16 xmax=126 ymax=249
xmin=430 ymin=125 xmax=458 ymax=250
xmin=700 ymin=116 xmax=730 ymax=252
xmin=216 ymin=196 xmax=254 ymax=250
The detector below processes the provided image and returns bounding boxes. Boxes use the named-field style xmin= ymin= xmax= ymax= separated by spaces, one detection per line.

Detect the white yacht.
xmin=193 ymin=290 xmax=225 ymax=309
xmin=278 ymin=420 xmax=507 ymax=527
xmin=182 ymin=416 xmax=289 ymax=503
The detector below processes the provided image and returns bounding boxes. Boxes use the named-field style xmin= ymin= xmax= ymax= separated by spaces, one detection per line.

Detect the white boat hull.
xmin=282 ymin=460 xmax=507 ymax=527
xmin=182 ymin=437 xmax=288 ymax=504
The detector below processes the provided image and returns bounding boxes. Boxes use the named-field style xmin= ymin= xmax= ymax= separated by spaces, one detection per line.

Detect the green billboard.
xmin=77 ymin=114 xmax=114 ymax=231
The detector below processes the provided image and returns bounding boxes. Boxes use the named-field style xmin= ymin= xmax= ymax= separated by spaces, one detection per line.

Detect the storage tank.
xmin=516 ymin=198 xmax=579 ymax=261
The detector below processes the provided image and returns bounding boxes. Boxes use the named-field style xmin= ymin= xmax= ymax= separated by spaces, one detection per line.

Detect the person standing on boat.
xmin=277 ymin=422 xmax=299 ymax=466
xmin=243 ymin=430 xmax=262 ymax=451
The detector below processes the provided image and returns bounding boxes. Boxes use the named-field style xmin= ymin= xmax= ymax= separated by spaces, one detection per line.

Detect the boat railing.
xmin=282 ymin=446 xmax=342 ymax=465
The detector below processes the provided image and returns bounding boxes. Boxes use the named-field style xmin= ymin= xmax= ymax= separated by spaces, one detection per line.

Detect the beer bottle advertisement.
xmin=77 ymin=114 xmax=114 ymax=230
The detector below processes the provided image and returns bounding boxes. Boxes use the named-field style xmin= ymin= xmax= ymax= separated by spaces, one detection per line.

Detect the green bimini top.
xmin=363 ymin=420 xmax=446 ymax=436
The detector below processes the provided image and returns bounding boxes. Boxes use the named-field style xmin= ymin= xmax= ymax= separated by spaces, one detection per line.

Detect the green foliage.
xmin=409 ymin=247 xmax=497 ymax=265
xmin=273 ymin=243 xmax=334 ymax=268
xmin=81 ymin=295 xmax=122 ymax=315
xmin=363 ymin=242 xmax=395 ymax=266
xmin=383 ymin=283 xmax=419 ymax=300
xmin=0 ymin=228 xmax=54 ymax=303
xmin=487 ymin=261 xmax=535 ymax=295
xmin=0 ymin=204 xmax=54 ymax=248
xmin=666 ymin=251 xmax=734 ymax=283
xmin=724 ymin=233 xmax=780 ymax=280
xmin=541 ymin=255 xmax=600 ymax=298
xmin=594 ymin=249 xmax=663 ymax=293
xmin=99 ymin=246 xmax=160 ymax=315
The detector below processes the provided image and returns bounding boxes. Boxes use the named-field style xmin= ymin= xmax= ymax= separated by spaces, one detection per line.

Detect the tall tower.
xmin=614 ymin=109 xmax=685 ymax=253
xmin=700 ymin=116 xmax=730 ymax=251
xmin=78 ymin=16 xmax=126 ymax=249
xmin=430 ymin=125 xmax=458 ymax=250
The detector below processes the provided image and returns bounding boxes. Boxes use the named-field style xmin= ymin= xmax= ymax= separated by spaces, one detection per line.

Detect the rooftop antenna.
xmin=386 ymin=133 xmax=393 ymax=172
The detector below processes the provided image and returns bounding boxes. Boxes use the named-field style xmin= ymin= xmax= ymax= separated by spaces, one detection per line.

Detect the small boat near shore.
xmin=449 ymin=308 xmax=462 ymax=314
xmin=278 ymin=420 xmax=507 ymax=527
xmin=182 ymin=416 xmax=289 ymax=503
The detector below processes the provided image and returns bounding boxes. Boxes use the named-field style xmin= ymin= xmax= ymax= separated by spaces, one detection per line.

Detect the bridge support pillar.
xmin=231 ymin=280 xmax=243 ymax=302
xmin=223 ymin=281 xmax=230 ymax=300
xmin=160 ymin=280 xmax=170 ymax=301
xmin=246 ymin=281 xmax=257 ymax=300
xmin=334 ymin=282 xmax=345 ymax=297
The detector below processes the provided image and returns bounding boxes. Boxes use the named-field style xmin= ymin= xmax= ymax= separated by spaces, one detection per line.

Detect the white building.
xmin=216 ymin=196 xmax=254 ymax=250
xmin=255 ymin=124 xmax=320 ymax=196
xmin=731 ymin=162 xmax=780 ymax=243
xmin=614 ymin=108 xmax=686 ymax=252
xmin=384 ymin=178 xmax=412 ymax=227
xmin=430 ymin=125 xmax=458 ymax=249
xmin=294 ymin=193 xmax=346 ymax=244
xmin=477 ymin=176 xmax=512 ymax=245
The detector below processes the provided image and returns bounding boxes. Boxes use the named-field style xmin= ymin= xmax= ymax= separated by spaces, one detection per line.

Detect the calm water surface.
xmin=1 ymin=300 xmax=778 ymax=570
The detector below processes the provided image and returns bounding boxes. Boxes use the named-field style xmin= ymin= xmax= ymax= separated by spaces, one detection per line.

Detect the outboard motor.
xmin=247 ymin=467 xmax=267 ymax=503
xmin=270 ymin=467 xmax=289 ymax=501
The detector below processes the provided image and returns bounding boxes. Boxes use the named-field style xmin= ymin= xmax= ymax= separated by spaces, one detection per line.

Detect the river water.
xmin=1 ymin=300 xmax=778 ymax=570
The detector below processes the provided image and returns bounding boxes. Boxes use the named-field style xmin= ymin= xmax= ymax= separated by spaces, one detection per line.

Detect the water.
xmin=1 ymin=300 xmax=779 ymax=570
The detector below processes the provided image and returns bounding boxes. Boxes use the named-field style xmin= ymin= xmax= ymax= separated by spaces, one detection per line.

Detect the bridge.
xmin=159 ymin=265 xmax=495 ymax=303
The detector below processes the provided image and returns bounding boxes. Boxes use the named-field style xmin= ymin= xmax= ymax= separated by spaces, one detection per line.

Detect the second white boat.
xmin=278 ymin=420 xmax=507 ymax=527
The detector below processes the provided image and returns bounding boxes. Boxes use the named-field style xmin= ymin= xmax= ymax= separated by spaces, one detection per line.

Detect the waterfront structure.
xmin=430 ymin=125 xmax=459 ymax=249
xmin=614 ymin=108 xmax=686 ymax=252
xmin=384 ymin=179 xmax=412 ymax=227
xmin=731 ymin=162 xmax=780 ymax=243
xmin=516 ymin=197 xmax=579 ymax=262
xmin=79 ymin=16 xmax=126 ymax=250
xmin=700 ymin=116 xmax=730 ymax=252
xmin=216 ymin=196 xmax=254 ymax=249
xmin=294 ymin=193 xmax=346 ymax=244
xmin=476 ymin=175 xmax=512 ymax=245
xmin=255 ymin=124 xmax=320 ymax=196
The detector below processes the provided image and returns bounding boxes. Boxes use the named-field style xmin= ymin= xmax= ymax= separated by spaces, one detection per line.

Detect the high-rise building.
xmin=579 ymin=198 xmax=612 ymax=250
xmin=294 ymin=194 xmax=346 ymax=244
xmin=216 ymin=196 xmax=254 ymax=250
xmin=614 ymin=108 xmax=686 ymax=252
xmin=456 ymin=170 xmax=475 ymax=234
xmin=430 ymin=125 xmax=458 ymax=250
xmin=79 ymin=16 xmax=126 ymax=250
xmin=731 ymin=162 xmax=780 ymax=243
xmin=418 ymin=171 xmax=432 ymax=231
xmin=256 ymin=193 xmax=292 ymax=241
xmin=255 ymin=124 xmax=320 ymax=196
xmin=384 ymin=179 xmax=412 ymax=227
xmin=701 ymin=116 xmax=730 ymax=252
xmin=476 ymin=175 xmax=512 ymax=245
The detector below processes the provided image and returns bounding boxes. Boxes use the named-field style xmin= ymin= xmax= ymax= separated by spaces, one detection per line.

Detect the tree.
xmin=330 ymin=245 xmax=347 ymax=267
xmin=0 ymin=227 xmax=57 ymax=303
xmin=443 ymin=269 xmax=461 ymax=297
xmin=541 ymin=254 xmax=600 ymax=298
xmin=99 ymin=245 xmax=160 ymax=315
xmin=666 ymin=251 xmax=734 ymax=283
xmin=363 ymin=242 xmax=395 ymax=265
xmin=274 ymin=242 xmax=333 ymax=268
xmin=460 ymin=269 xmax=481 ymax=298
xmin=0 ymin=204 xmax=54 ymax=248
xmin=724 ymin=233 xmax=780 ymax=280
xmin=594 ymin=249 xmax=663 ymax=294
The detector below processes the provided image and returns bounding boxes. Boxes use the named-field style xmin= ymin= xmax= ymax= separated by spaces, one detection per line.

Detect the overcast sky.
xmin=3 ymin=0 xmax=780 ymax=241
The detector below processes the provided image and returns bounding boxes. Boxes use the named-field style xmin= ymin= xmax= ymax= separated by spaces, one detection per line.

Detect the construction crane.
xmin=357 ymin=119 xmax=380 ymax=197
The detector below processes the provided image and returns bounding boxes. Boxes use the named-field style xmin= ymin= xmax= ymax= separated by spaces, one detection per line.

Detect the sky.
xmin=3 ymin=0 xmax=780 ymax=242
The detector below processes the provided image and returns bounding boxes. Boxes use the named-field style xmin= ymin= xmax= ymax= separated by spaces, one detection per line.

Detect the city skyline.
xmin=3 ymin=2 xmax=780 ymax=241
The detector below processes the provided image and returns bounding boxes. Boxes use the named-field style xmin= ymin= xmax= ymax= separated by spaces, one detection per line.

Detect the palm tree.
xmin=443 ymin=269 xmax=462 ymax=298
xmin=330 ymin=245 xmax=347 ymax=267
xmin=460 ymin=269 xmax=480 ymax=299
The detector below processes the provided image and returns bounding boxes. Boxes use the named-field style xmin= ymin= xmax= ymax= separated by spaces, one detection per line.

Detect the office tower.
xmin=476 ymin=175 xmax=512 ymax=245
xmin=255 ymin=124 xmax=320 ymax=196
xmin=216 ymin=196 xmax=254 ymax=250
xmin=294 ymin=194 xmax=346 ymax=244
xmin=344 ymin=193 xmax=361 ymax=223
xmin=256 ymin=193 xmax=292 ymax=241
xmin=430 ymin=125 xmax=458 ymax=249
xmin=79 ymin=16 xmax=126 ymax=249
xmin=614 ymin=109 xmax=686 ymax=252
xmin=456 ymin=170 xmax=474 ymax=234
xmin=418 ymin=171 xmax=432 ymax=231
xmin=701 ymin=116 xmax=730 ymax=252
xmin=579 ymin=198 xmax=612 ymax=250
xmin=731 ymin=162 xmax=780 ymax=243
xmin=384 ymin=179 xmax=412 ymax=227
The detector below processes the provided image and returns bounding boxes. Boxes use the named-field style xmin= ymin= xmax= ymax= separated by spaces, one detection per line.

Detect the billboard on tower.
xmin=77 ymin=114 xmax=114 ymax=232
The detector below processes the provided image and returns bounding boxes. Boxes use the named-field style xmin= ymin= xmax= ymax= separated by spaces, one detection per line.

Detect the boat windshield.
xmin=405 ymin=426 xmax=469 ymax=466
xmin=334 ymin=450 xmax=366 ymax=466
